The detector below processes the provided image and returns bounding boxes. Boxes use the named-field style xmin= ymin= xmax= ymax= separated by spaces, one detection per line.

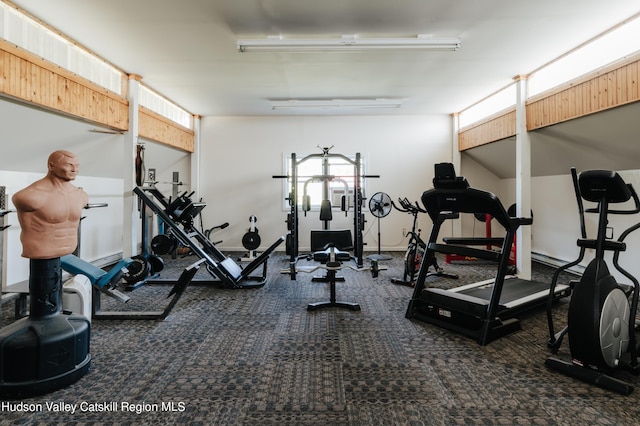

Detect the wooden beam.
xmin=0 ymin=39 xmax=128 ymax=131
xmin=458 ymin=55 xmax=640 ymax=151
xmin=138 ymin=106 xmax=194 ymax=153
xmin=527 ymin=55 xmax=640 ymax=130
xmin=458 ymin=108 xmax=516 ymax=151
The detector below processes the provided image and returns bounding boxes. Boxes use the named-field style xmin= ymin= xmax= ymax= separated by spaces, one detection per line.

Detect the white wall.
xmin=199 ymin=115 xmax=453 ymax=252
xmin=141 ymin=141 xmax=191 ymax=197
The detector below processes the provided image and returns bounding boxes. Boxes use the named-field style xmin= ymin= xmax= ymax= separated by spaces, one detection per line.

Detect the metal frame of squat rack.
xmin=274 ymin=147 xmax=379 ymax=279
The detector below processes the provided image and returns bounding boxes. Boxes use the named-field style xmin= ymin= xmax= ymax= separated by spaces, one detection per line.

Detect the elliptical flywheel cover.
xmin=599 ymin=287 xmax=631 ymax=368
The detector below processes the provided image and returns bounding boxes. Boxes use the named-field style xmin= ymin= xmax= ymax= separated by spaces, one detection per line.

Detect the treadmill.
xmin=405 ymin=163 xmax=570 ymax=345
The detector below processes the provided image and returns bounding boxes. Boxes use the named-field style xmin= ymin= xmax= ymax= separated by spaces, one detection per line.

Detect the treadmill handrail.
xmin=421 ymin=187 xmax=529 ymax=231
xmin=428 ymin=243 xmax=501 ymax=262
xmin=442 ymin=237 xmax=504 ymax=246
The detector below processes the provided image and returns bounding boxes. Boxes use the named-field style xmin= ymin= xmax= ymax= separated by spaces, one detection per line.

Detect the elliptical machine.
xmin=546 ymin=169 xmax=640 ymax=395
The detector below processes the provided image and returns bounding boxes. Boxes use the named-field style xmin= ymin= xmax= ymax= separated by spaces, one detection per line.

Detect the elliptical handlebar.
xmin=605 ymin=184 xmax=640 ymax=215
xmin=569 ymin=168 xmax=588 ymax=239
xmin=612 ymin=186 xmax=640 ymax=245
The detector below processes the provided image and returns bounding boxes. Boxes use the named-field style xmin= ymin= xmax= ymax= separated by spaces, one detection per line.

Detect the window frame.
xmin=281 ymin=151 xmax=366 ymax=212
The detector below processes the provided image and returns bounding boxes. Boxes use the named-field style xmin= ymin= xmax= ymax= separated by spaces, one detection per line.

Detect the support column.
xmin=122 ymin=74 xmax=142 ymax=258
xmin=191 ymin=115 xmax=201 ymax=198
xmin=451 ymin=113 xmax=462 ymax=238
xmin=514 ymin=75 xmax=532 ymax=280
xmin=451 ymin=112 xmax=461 ymax=170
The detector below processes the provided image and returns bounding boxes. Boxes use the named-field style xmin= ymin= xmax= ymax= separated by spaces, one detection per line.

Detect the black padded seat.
xmin=306 ymin=229 xmax=360 ymax=311
xmin=310 ymin=229 xmax=353 ymax=262
xmin=313 ymin=249 xmax=352 ymax=263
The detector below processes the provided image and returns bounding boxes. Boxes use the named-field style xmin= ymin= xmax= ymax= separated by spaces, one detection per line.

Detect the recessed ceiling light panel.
xmin=270 ymin=99 xmax=403 ymax=109
xmin=238 ymin=35 xmax=461 ymax=52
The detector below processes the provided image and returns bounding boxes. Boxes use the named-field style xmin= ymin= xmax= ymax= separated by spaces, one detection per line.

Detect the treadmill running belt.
xmin=460 ymin=278 xmax=554 ymax=305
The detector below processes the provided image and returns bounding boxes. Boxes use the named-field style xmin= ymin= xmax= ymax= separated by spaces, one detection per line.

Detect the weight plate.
xmin=285 ymin=233 xmax=292 ymax=256
xmin=123 ymin=255 xmax=148 ymax=283
xmin=147 ymin=254 xmax=165 ymax=274
xmin=151 ymin=233 xmax=177 ymax=255
xmin=242 ymin=231 xmax=261 ymax=251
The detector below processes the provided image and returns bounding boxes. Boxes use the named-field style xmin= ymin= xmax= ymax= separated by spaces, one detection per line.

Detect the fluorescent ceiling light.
xmin=238 ymin=35 xmax=461 ymax=52
xmin=270 ymin=99 xmax=403 ymax=110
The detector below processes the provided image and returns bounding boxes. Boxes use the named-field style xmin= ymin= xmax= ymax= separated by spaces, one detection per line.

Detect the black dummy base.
xmin=0 ymin=258 xmax=91 ymax=399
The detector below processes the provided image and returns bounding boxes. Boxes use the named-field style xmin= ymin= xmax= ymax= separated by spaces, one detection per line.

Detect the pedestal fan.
xmin=368 ymin=192 xmax=392 ymax=261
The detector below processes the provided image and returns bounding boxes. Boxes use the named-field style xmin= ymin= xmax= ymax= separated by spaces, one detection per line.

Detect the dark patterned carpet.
xmin=2 ymin=251 xmax=640 ymax=425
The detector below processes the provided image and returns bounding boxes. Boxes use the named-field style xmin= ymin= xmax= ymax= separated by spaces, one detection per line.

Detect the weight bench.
xmin=297 ymin=229 xmax=362 ymax=311
xmin=60 ymin=254 xmax=201 ymax=320
xmin=61 ymin=254 xmax=132 ymax=303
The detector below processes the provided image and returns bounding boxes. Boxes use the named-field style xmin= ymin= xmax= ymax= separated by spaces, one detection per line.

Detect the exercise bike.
xmin=391 ymin=197 xmax=457 ymax=287
xmin=546 ymin=169 xmax=640 ymax=395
